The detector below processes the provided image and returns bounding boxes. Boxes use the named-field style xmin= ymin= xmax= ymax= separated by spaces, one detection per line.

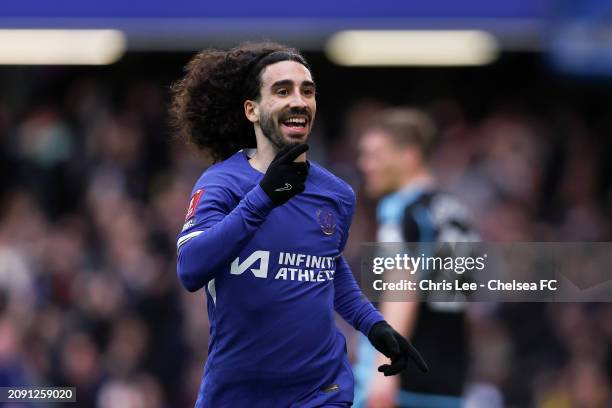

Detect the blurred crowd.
xmin=0 ymin=60 xmax=611 ymax=407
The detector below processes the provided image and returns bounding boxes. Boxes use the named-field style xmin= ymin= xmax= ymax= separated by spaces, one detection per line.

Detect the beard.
xmin=259 ymin=110 xmax=287 ymax=150
xmin=259 ymin=107 xmax=311 ymax=150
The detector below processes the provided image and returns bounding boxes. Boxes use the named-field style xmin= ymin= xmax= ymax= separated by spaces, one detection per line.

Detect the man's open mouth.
xmin=281 ymin=115 xmax=309 ymax=130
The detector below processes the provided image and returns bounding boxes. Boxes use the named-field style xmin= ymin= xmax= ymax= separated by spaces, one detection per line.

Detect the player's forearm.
xmin=333 ymin=256 xmax=384 ymax=335
xmin=176 ymin=185 xmax=274 ymax=291
xmin=379 ymin=301 xmax=419 ymax=339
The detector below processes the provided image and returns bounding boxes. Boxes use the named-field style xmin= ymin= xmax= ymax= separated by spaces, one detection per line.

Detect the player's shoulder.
xmin=308 ymin=161 xmax=355 ymax=206
xmin=192 ymin=150 xmax=252 ymax=193
xmin=405 ymin=188 xmax=476 ymax=237
xmin=179 ymin=152 xmax=251 ymax=236
xmin=410 ymin=189 xmax=470 ymax=220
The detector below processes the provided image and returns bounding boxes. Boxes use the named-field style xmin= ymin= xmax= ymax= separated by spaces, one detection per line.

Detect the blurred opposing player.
xmin=355 ymin=108 xmax=478 ymax=408
xmin=170 ymin=42 xmax=427 ymax=408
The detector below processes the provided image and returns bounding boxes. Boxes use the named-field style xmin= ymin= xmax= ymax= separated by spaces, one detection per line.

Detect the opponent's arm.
xmin=370 ymin=209 xmax=424 ymax=377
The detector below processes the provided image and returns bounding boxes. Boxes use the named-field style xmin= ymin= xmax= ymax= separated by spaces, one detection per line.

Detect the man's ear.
xmin=244 ymin=100 xmax=259 ymax=124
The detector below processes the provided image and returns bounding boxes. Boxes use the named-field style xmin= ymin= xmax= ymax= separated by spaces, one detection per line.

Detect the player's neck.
xmin=250 ymin=128 xmax=285 ymax=173
xmin=249 ymin=147 xmax=275 ymax=173
xmin=247 ymin=129 xmax=273 ymax=172
xmin=398 ymin=168 xmax=433 ymax=191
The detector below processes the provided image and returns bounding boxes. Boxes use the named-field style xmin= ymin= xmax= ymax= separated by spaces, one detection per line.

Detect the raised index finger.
xmin=275 ymin=143 xmax=309 ymax=164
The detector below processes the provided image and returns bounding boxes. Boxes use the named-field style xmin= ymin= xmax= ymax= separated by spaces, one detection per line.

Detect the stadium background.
xmin=0 ymin=1 xmax=611 ymax=407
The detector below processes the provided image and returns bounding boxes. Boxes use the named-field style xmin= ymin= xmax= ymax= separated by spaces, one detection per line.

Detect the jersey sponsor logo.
xmin=230 ymin=250 xmax=336 ymax=282
xmin=316 ymin=208 xmax=336 ymax=236
xmin=230 ymin=250 xmax=270 ymax=278
xmin=185 ymin=189 xmax=204 ymax=221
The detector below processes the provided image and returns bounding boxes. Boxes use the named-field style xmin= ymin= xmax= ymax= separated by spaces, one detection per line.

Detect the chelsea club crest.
xmin=316 ymin=208 xmax=336 ymax=236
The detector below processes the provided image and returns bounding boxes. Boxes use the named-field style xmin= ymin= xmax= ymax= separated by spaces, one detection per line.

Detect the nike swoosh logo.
xmin=275 ymin=183 xmax=292 ymax=192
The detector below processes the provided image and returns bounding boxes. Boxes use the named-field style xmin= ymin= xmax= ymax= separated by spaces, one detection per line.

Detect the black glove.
xmin=260 ymin=144 xmax=309 ymax=206
xmin=368 ymin=320 xmax=429 ymax=376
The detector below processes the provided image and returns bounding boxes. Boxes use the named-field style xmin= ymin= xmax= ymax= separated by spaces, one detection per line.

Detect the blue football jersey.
xmin=177 ymin=150 xmax=383 ymax=408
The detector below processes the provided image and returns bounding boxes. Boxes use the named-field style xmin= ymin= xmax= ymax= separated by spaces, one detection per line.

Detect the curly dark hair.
xmin=169 ymin=41 xmax=310 ymax=162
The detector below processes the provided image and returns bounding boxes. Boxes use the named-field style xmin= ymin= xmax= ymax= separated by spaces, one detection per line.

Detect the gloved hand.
xmin=260 ymin=143 xmax=309 ymax=206
xmin=368 ymin=321 xmax=429 ymax=376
